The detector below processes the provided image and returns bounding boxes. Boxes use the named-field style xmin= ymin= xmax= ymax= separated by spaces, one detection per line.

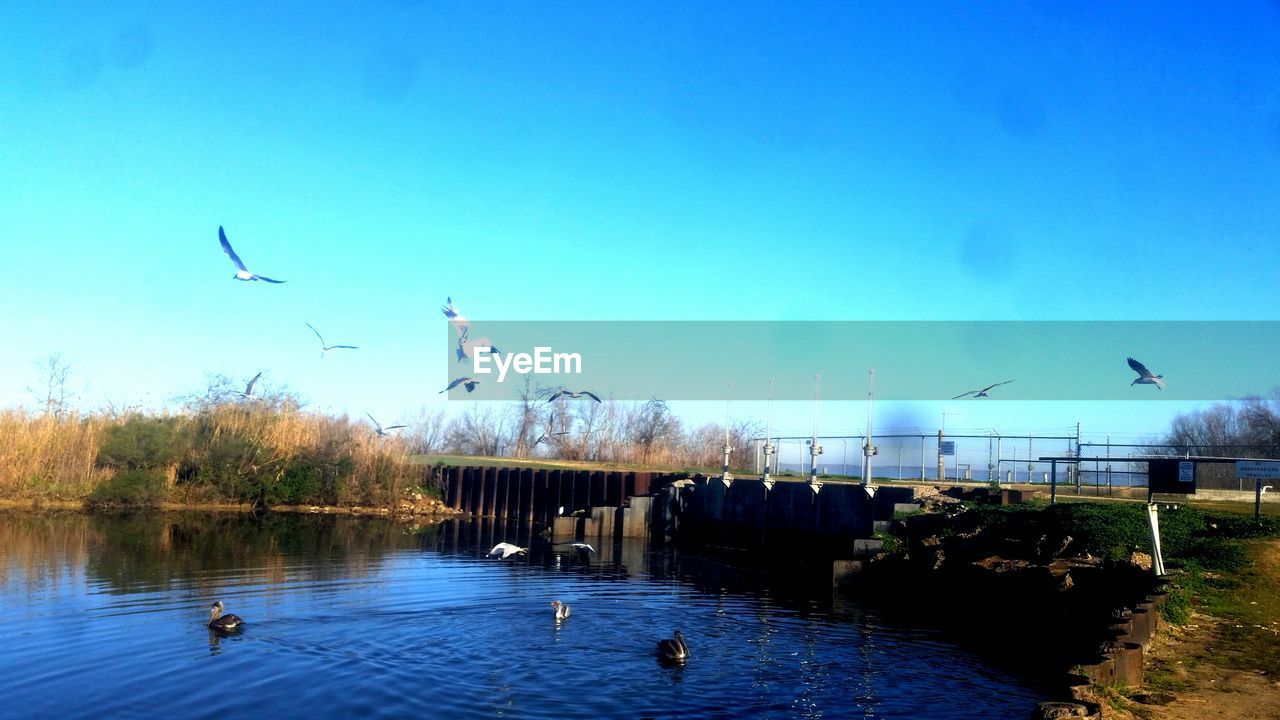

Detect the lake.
xmin=0 ymin=512 xmax=1052 ymax=719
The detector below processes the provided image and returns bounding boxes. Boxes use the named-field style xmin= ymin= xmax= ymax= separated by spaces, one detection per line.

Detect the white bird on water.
xmin=487 ymin=542 xmax=527 ymax=559
xmin=219 ymin=226 xmax=285 ymax=283
xmin=306 ymin=323 xmax=358 ymax=357
xmin=550 ymin=600 xmax=571 ymax=620
xmin=952 ymin=380 xmax=1014 ymax=400
xmin=1127 ymin=357 xmax=1165 ymax=389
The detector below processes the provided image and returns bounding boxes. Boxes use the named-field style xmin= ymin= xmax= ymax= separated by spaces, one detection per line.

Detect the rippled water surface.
xmin=0 ymin=513 xmax=1050 ymax=718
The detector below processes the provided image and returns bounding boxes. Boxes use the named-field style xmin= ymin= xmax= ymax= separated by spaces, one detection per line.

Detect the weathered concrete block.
xmin=852 ymin=538 xmax=884 ymax=557
xmin=832 ymin=559 xmax=863 ymax=587
xmin=1111 ymin=642 xmax=1143 ymax=688
xmin=892 ymin=502 xmax=920 ymax=516
xmin=552 ymin=517 xmax=577 ymax=539
xmin=621 ymin=496 xmax=652 ymax=538
xmin=872 ymin=520 xmax=892 ymax=533
xmin=1129 ymin=608 xmax=1152 ymax=648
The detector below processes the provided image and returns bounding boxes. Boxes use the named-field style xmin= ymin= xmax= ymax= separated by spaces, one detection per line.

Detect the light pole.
xmin=720 ymin=381 xmax=733 ymax=487
xmin=808 ymin=373 xmax=823 ymax=492
xmin=761 ymin=378 xmax=775 ymax=486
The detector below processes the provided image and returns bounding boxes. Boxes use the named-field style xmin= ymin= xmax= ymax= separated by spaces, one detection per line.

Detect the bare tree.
xmin=407 ymin=407 xmax=447 ymax=455
xmin=625 ymin=398 xmax=681 ymax=465
xmin=32 ymin=353 xmax=76 ymax=419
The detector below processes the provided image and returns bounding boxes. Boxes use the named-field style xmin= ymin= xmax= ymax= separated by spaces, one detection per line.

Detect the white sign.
xmin=1236 ymin=461 xmax=1280 ymax=480
xmin=939 ymin=441 xmax=956 ymax=456
xmin=1178 ymin=461 xmax=1195 ymax=482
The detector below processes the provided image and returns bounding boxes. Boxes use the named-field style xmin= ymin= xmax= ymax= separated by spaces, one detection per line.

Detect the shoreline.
xmin=0 ymin=497 xmax=464 ymax=519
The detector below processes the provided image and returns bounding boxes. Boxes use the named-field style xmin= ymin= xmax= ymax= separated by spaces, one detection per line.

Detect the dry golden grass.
xmin=0 ymin=405 xmax=419 ymax=506
xmin=0 ymin=410 xmax=109 ymax=499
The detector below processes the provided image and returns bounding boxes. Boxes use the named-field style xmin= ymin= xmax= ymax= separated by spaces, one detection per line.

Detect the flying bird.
xmin=952 ymin=380 xmax=1015 ymax=400
xmin=208 ymin=600 xmax=244 ymax=632
xmin=219 ymin=226 xmax=285 ymax=283
xmin=366 ymin=413 xmax=406 ymax=438
xmin=456 ymin=336 xmax=500 ymax=364
xmin=442 ymin=297 xmax=500 ymax=363
xmin=1127 ymin=357 xmax=1165 ymax=389
xmin=564 ymin=542 xmax=595 ymax=560
xmin=487 ymin=542 xmax=527 ymax=559
xmin=657 ymin=630 xmax=689 ymax=662
xmin=306 ymin=323 xmax=358 ymax=357
xmin=547 ymin=389 xmax=602 ymax=403
xmin=440 ymin=377 xmax=481 ymax=394
xmin=237 ymin=372 xmax=263 ymax=400
xmin=550 ymin=600 xmax=571 ymax=621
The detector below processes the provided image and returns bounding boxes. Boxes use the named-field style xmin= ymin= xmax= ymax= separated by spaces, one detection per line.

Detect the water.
xmin=0 ymin=513 xmax=1051 ymax=719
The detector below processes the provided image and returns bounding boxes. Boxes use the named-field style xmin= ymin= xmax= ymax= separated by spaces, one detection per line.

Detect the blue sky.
xmin=2 ymin=2 xmax=1278 ymax=440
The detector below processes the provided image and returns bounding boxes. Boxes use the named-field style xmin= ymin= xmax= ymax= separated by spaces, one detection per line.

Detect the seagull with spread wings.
xmin=366 ymin=413 xmax=406 ymax=438
xmin=306 ymin=323 xmax=358 ymax=358
xmin=440 ymin=377 xmax=481 ymax=394
xmin=219 ymin=226 xmax=285 ymax=283
xmin=952 ymin=380 xmax=1014 ymax=400
xmin=237 ymin=372 xmax=263 ymax=400
xmin=441 ymin=297 xmax=499 ymax=362
xmin=547 ymin=389 xmax=601 ymax=403
xmin=1127 ymin=357 xmax=1165 ymax=389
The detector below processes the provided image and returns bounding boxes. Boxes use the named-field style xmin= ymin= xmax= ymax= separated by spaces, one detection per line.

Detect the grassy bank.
xmin=0 ymin=407 xmax=432 ymax=510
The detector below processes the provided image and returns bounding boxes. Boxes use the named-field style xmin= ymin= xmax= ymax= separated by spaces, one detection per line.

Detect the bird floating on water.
xmin=365 ymin=412 xmax=406 ymax=438
xmin=1127 ymin=357 xmax=1165 ymax=389
xmin=208 ymin=600 xmax=244 ymax=631
xmin=952 ymin=380 xmax=1014 ymax=400
xmin=657 ymin=630 xmax=689 ymax=662
xmin=547 ymin=389 xmax=602 ymax=404
xmin=306 ymin=323 xmax=358 ymax=357
xmin=219 ymin=226 xmax=285 ymax=283
xmin=487 ymin=542 xmax=527 ymax=559
xmin=550 ymin=600 xmax=571 ymax=620
xmin=440 ymin=377 xmax=481 ymax=394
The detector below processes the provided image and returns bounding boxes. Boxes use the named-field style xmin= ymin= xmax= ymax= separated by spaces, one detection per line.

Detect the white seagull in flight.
xmin=306 ymin=323 xmax=358 ymax=357
xmin=952 ymin=380 xmax=1014 ymax=400
xmin=366 ymin=413 xmax=406 ymax=437
xmin=547 ymin=389 xmax=602 ymax=403
xmin=219 ymin=226 xmax=285 ymax=283
xmin=237 ymin=372 xmax=263 ymax=400
xmin=1127 ymin=357 xmax=1165 ymax=389
xmin=442 ymin=297 xmax=499 ymax=363
xmin=440 ymin=377 xmax=481 ymax=394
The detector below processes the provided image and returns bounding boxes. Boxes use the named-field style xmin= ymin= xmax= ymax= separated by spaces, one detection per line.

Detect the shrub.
xmin=97 ymin=415 xmax=186 ymax=470
xmin=86 ymin=469 xmax=165 ymax=511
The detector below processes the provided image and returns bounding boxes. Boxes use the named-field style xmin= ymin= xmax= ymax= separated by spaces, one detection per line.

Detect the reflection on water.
xmin=0 ymin=512 xmax=1049 ymax=719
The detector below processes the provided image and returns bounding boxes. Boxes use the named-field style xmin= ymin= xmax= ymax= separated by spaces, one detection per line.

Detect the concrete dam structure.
xmin=439 ymin=465 xmax=918 ymax=562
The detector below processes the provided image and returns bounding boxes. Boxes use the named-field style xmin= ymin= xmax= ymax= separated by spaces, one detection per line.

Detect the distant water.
xmin=0 ymin=513 xmax=1052 ymax=719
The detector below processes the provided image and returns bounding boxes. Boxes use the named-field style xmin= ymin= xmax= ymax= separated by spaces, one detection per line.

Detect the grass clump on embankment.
xmin=1 ymin=405 xmax=430 ymax=510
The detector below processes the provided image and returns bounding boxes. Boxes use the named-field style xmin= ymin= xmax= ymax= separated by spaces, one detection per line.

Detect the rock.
xmin=1128 ymin=551 xmax=1153 ymax=572
xmin=1030 ymin=701 xmax=1099 ymax=719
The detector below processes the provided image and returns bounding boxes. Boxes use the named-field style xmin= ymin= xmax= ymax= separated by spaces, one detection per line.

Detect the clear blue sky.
xmin=2 ymin=2 xmax=1278 ymax=439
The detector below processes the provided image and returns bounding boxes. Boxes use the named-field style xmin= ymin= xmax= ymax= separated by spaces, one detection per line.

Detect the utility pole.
xmin=761 ymin=378 xmax=775 ymax=487
xmin=720 ymin=381 xmax=733 ymax=487
xmin=863 ymin=369 xmax=876 ymax=486
xmin=808 ymin=373 xmax=823 ymax=492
